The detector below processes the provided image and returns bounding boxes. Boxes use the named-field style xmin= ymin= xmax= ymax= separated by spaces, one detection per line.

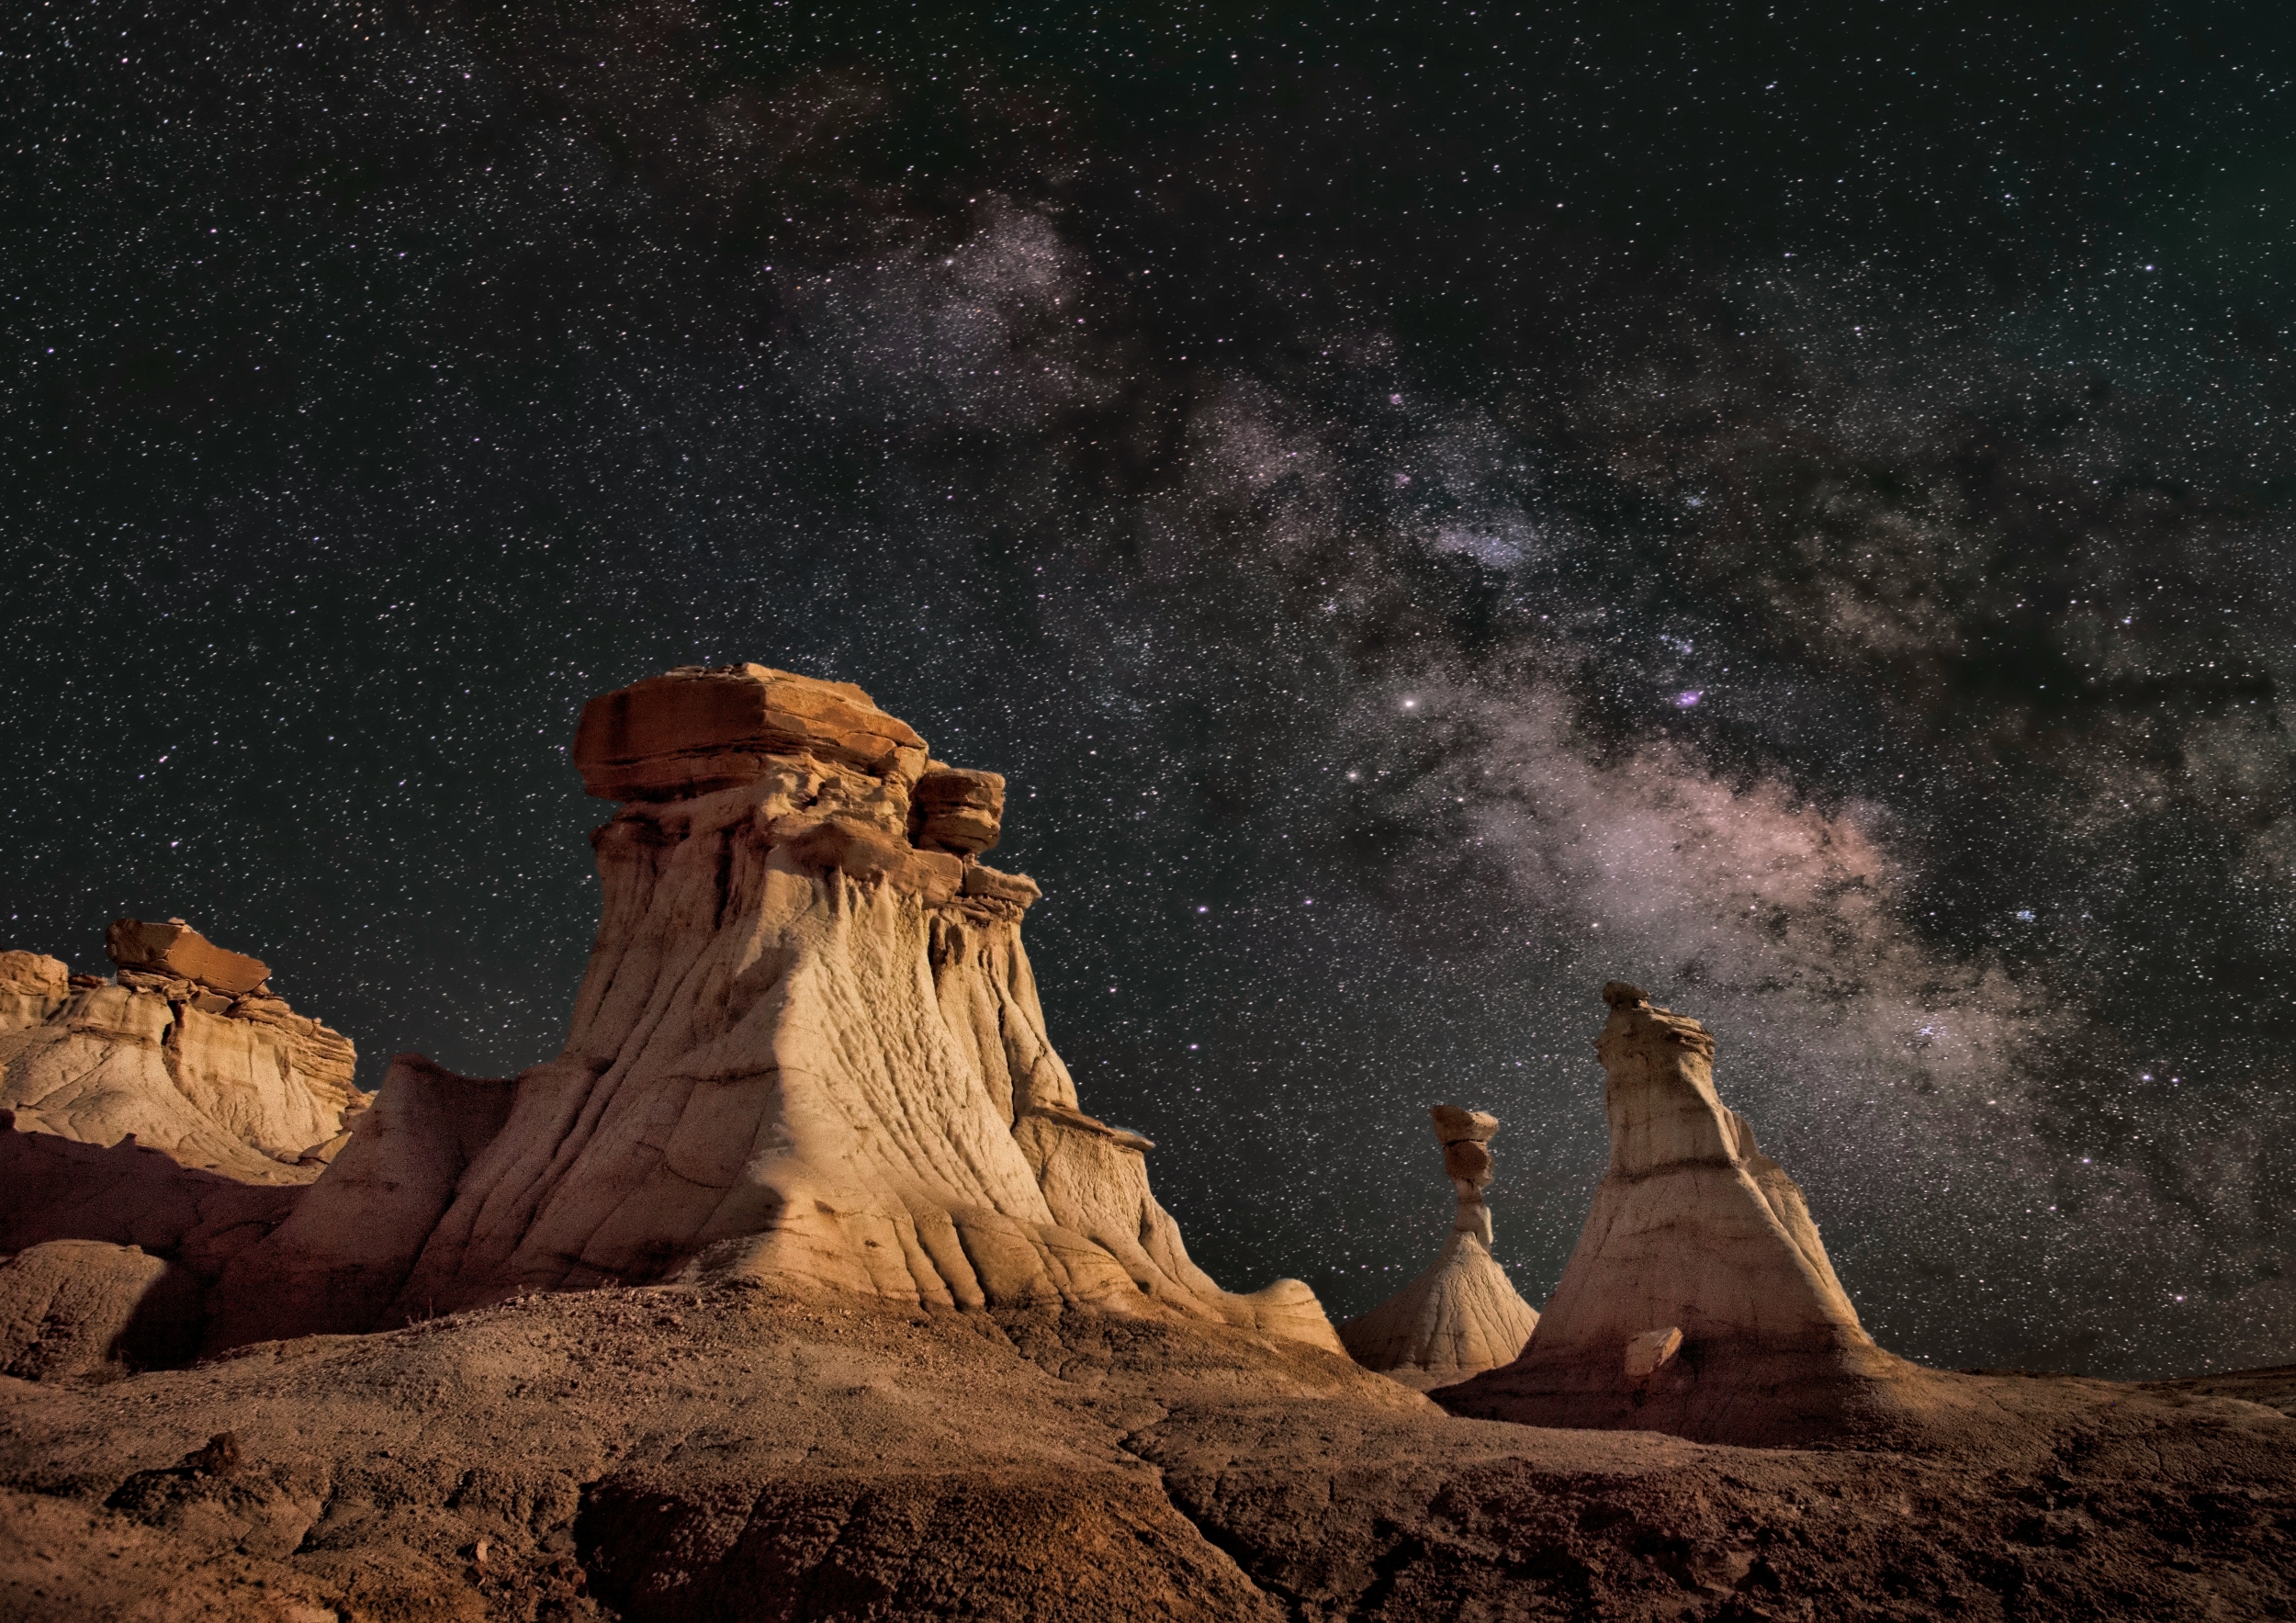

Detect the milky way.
xmin=6 ymin=1 xmax=2290 ymax=1377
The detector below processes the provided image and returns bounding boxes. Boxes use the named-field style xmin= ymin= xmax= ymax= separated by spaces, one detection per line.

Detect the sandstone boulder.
xmin=912 ymin=764 xmax=1005 ymax=855
xmin=1339 ymin=1105 xmax=1539 ymax=1387
xmin=1441 ymin=983 xmax=1929 ymax=1444
xmin=219 ymin=665 xmax=1342 ymax=1353
xmin=0 ymin=926 xmax=364 ymax=1186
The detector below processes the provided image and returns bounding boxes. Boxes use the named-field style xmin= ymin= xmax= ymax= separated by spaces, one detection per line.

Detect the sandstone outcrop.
xmin=212 ymin=664 xmax=1340 ymax=1352
xmin=0 ymin=1117 xmax=304 ymax=1363
xmin=0 ymin=924 xmax=364 ymax=1186
xmin=1339 ymin=1105 xmax=1539 ymax=1387
xmin=0 ymin=952 xmax=70 ymax=1033
xmin=1442 ymin=982 xmax=1929 ymax=1444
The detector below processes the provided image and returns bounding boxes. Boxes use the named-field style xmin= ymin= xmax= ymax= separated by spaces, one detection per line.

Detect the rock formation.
xmin=210 ymin=663 xmax=1341 ymax=1353
xmin=1442 ymin=982 xmax=1929 ymax=1445
xmin=0 ymin=921 xmax=364 ymax=1186
xmin=1339 ymin=1105 xmax=1539 ymax=1387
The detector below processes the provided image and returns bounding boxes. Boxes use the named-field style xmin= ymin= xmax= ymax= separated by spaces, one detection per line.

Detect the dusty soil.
xmin=1 ymin=1285 xmax=2290 ymax=1622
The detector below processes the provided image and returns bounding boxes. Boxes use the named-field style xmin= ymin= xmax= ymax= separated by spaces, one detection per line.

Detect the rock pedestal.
xmin=211 ymin=664 xmax=1342 ymax=1354
xmin=1338 ymin=1105 xmax=1539 ymax=1387
xmin=1442 ymin=982 xmax=1928 ymax=1445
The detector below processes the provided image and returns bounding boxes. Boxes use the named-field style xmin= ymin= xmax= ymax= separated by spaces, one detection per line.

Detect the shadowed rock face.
xmin=1339 ymin=1105 xmax=1539 ymax=1386
xmin=1442 ymin=982 xmax=1934 ymax=1446
xmin=210 ymin=664 xmax=1340 ymax=1353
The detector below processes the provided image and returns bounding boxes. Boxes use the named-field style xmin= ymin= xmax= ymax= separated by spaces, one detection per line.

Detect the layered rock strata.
xmin=1340 ymin=1105 xmax=1541 ymax=1387
xmin=0 ymin=922 xmax=364 ymax=1186
xmin=1443 ymin=982 xmax=1928 ymax=1445
xmin=212 ymin=664 xmax=1341 ymax=1353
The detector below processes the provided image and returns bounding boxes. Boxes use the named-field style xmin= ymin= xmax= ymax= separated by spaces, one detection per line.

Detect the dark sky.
xmin=6 ymin=0 xmax=2291 ymax=1379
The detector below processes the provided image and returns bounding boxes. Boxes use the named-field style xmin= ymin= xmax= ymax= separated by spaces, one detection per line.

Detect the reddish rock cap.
xmin=573 ymin=664 xmax=929 ymax=802
xmin=104 ymin=919 xmax=270 ymax=997
xmin=912 ymin=766 xmax=1005 ymax=855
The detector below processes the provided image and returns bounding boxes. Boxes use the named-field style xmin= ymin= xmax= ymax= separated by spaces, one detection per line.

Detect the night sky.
xmin=7 ymin=1 xmax=2292 ymax=1379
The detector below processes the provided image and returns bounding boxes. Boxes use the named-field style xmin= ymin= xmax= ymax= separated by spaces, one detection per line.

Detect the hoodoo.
xmin=1444 ymin=982 xmax=1930 ymax=1445
xmin=1339 ymin=1105 xmax=1539 ymax=1387
xmin=211 ymin=664 xmax=1342 ymax=1352
xmin=0 ymin=924 xmax=363 ymax=1184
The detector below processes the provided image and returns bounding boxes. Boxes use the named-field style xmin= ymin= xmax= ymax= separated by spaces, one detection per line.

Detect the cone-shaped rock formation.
xmin=0 ymin=923 xmax=363 ymax=1185
xmin=1443 ymin=982 xmax=1930 ymax=1445
xmin=211 ymin=664 xmax=1342 ymax=1354
xmin=1339 ymin=1105 xmax=1539 ymax=1387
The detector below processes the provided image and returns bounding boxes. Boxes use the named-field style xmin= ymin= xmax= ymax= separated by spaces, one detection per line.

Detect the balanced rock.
xmin=1339 ymin=1106 xmax=1539 ymax=1388
xmin=210 ymin=664 xmax=1341 ymax=1354
xmin=1442 ymin=982 xmax=1929 ymax=1445
xmin=104 ymin=918 xmax=271 ymax=997
xmin=0 ymin=924 xmax=364 ymax=1186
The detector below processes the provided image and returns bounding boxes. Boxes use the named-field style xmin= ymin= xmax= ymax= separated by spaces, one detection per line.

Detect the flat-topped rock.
xmin=103 ymin=919 xmax=269 ymax=997
xmin=573 ymin=663 xmax=930 ymax=802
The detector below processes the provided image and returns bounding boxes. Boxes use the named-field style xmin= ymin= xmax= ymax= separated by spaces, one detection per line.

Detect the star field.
xmin=5 ymin=0 xmax=2292 ymax=1378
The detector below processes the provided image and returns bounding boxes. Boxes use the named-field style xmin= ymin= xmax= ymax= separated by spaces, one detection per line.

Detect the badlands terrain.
xmin=2 ymin=665 xmax=2290 ymax=1621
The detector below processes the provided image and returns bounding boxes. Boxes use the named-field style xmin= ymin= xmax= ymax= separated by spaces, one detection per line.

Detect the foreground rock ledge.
xmin=1 ymin=1285 xmax=2290 ymax=1623
xmin=209 ymin=663 xmax=1339 ymax=1354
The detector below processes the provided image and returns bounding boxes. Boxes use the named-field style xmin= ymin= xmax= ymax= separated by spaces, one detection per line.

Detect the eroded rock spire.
xmin=1337 ymin=1105 xmax=1539 ymax=1387
xmin=1444 ymin=981 xmax=1932 ymax=1445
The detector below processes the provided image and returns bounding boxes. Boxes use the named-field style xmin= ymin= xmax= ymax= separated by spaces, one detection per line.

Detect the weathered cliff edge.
xmin=209 ymin=663 xmax=1340 ymax=1353
xmin=1340 ymin=1104 xmax=1540 ymax=1386
xmin=1442 ymin=982 xmax=1932 ymax=1446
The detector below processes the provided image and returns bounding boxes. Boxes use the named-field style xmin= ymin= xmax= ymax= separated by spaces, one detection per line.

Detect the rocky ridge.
xmin=1 ymin=672 xmax=2290 ymax=1621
